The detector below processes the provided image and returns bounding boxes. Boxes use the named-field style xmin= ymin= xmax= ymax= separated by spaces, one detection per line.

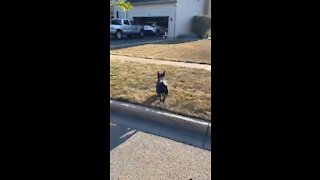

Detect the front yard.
xmin=110 ymin=39 xmax=212 ymax=65
xmin=110 ymin=58 xmax=211 ymax=121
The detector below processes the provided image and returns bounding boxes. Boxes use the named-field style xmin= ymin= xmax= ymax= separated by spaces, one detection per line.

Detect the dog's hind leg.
xmin=162 ymin=95 xmax=166 ymax=103
xmin=158 ymin=94 xmax=162 ymax=102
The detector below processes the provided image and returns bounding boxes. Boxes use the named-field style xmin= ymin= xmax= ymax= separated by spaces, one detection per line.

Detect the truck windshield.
xmin=111 ymin=20 xmax=121 ymax=25
xmin=145 ymin=22 xmax=155 ymax=26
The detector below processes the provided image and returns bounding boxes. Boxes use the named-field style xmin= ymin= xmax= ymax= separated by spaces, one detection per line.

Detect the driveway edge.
xmin=110 ymin=99 xmax=211 ymax=137
xmin=110 ymin=39 xmax=170 ymax=49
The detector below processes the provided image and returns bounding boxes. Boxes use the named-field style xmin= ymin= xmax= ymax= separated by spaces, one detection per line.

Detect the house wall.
xmin=112 ymin=0 xmax=207 ymax=37
xmin=175 ymin=0 xmax=205 ymax=37
xmin=114 ymin=3 xmax=176 ymax=38
xmin=203 ymin=0 xmax=211 ymax=16
xmin=208 ymin=0 xmax=211 ymax=16
xmin=110 ymin=4 xmax=114 ymax=21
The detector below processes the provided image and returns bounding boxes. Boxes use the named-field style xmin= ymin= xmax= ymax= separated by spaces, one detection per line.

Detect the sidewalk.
xmin=110 ymin=54 xmax=211 ymax=71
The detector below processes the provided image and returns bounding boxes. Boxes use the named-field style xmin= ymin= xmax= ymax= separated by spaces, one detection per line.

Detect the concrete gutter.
xmin=110 ymin=99 xmax=211 ymax=137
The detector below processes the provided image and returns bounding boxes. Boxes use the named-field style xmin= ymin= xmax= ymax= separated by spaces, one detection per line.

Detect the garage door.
xmin=126 ymin=3 xmax=176 ymax=38
xmin=133 ymin=16 xmax=169 ymax=36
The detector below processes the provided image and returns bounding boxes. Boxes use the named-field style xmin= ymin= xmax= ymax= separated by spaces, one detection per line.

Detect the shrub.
xmin=191 ymin=16 xmax=211 ymax=39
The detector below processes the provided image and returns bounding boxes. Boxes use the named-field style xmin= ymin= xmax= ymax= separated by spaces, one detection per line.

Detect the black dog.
xmin=156 ymin=71 xmax=169 ymax=103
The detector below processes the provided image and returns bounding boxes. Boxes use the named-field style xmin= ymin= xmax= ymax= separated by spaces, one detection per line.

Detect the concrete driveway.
xmin=110 ymin=36 xmax=166 ymax=49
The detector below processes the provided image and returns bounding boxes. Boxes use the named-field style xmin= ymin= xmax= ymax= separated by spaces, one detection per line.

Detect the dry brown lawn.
xmin=110 ymin=39 xmax=211 ymax=65
xmin=110 ymin=58 xmax=211 ymax=121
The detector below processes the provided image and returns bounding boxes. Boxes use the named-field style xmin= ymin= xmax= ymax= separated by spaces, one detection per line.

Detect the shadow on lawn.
xmin=110 ymin=38 xmax=200 ymax=51
xmin=155 ymin=38 xmax=199 ymax=45
xmin=143 ymin=95 xmax=160 ymax=106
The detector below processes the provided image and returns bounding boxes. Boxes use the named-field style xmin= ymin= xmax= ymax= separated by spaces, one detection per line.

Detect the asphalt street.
xmin=110 ymin=111 xmax=211 ymax=151
xmin=110 ymin=111 xmax=211 ymax=179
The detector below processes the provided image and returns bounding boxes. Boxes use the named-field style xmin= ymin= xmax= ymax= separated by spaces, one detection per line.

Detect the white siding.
xmin=112 ymin=0 xmax=207 ymax=38
xmin=110 ymin=4 xmax=115 ymax=21
xmin=114 ymin=3 xmax=176 ymax=38
xmin=175 ymin=0 xmax=205 ymax=37
xmin=113 ymin=6 xmax=128 ymax=19
xmin=208 ymin=0 xmax=211 ymax=16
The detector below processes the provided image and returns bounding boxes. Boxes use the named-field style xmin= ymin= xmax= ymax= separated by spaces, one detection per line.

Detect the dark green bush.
xmin=191 ymin=16 xmax=211 ymax=39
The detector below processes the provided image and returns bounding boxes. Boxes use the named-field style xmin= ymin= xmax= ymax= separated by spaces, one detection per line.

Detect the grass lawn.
xmin=110 ymin=39 xmax=212 ymax=65
xmin=110 ymin=58 xmax=211 ymax=121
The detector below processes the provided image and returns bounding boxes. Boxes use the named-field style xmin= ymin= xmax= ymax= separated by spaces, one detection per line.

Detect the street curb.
xmin=110 ymin=99 xmax=211 ymax=137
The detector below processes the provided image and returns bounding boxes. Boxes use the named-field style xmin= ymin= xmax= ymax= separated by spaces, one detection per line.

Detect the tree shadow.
xmin=110 ymin=117 xmax=138 ymax=151
xmin=110 ymin=38 xmax=200 ymax=50
xmin=110 ymin=111 xmax=210 ymax=151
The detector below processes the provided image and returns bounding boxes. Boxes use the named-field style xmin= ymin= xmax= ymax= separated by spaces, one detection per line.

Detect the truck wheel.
xmin=116 ymin=30 xmax=122 ymax=40
xmin=139 ymin=30 xmax=144 ymax=38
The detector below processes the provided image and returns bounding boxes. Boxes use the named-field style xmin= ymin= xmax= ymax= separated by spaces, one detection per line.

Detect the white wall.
xmin=110 ymin=4 xmax=114 ymax=21
xmin=112 ymin=0 xmax=206 ymax=38
xmin=114 ymin=3 xmax=177 ymax=38
xmin=208 ymin=0 xmax=211 ymax=16
xmin=176 ymin=0 xmax=205 ymax=36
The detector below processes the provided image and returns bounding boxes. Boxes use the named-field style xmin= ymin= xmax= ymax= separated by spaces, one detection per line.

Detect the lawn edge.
xmin=110 ymin=53 xmax=211 ymax=65
xmin=110 ymin=99 xmax=211 ymax=137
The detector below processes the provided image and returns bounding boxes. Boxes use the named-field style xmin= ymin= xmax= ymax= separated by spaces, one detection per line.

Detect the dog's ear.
xmin=163 ymin=71 xmax=165 ymax=76
xmin=157 ymin=71 xmax=160 ymax=78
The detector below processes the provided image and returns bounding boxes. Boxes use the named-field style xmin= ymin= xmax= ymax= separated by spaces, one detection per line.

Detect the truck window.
xmin=123 ymin=20 xmax=129 ymax=25
xmin=111 ymin=20 xmax=121 ymax=25
xmin=145 ymin=22 xmax=154 ymax=26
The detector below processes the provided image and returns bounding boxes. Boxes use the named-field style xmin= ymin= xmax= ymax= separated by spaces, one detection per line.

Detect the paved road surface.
xmin=110 ymin=36 xmax=164 ymax=48
xmin=110 ymin=111 xmax=211 ymax=180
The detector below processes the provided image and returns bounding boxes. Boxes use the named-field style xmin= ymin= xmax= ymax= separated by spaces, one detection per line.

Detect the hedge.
xmin=191 ymin=16 xmax=211 ymax=39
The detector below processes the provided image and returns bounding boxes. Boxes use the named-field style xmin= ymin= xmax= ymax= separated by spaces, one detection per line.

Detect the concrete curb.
xmin=110 ymin=99 xmax=211 ymax=137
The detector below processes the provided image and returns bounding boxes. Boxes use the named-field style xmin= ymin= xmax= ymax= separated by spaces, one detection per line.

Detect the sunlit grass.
xmin=110 ymin=39 xmax=212 ymax=65
xmin=110 ymin=59 xmax=211 ymax=121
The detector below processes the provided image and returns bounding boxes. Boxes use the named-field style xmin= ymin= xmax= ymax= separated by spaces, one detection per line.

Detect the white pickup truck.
xmin=110 ymin=18 xmax=144 ymax=39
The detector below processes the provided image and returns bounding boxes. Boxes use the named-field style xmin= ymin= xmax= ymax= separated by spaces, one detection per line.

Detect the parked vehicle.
xmin=144 ymin=22 xmax=168 ymax=36
xmin=110 ymin=19 xmax=144 ymax=40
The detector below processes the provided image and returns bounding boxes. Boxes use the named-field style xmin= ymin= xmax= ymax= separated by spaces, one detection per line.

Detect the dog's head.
xmin=157 ymin=71 xmax=166 ymax=80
